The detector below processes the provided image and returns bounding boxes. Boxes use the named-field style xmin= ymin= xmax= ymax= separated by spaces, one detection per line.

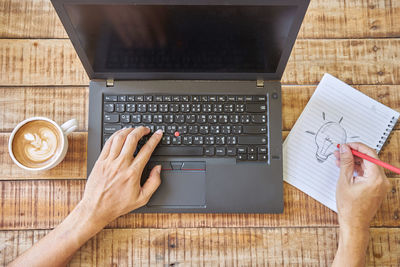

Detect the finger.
xmin=348 ymin=142 xmax=384 ymax=177
xmin=108 ymin=128 xmax=134 ymax=159
xmin=335 ymin=159 xmax=340 ymax=168
xmin=119 ymin=126 xmax=151 ymax=158
xmin=98 ymin=128 xmax=124 ymax=160
xmin=334 ymin=150 xmax=340 ymax=160
xmin=133 ymin=129 xmax=163 ymax=169
xmin=347 ymin=142 xmax=379 ymax=159
xmin=354 ymin=164 xmax=364 ymax=176
xmin=339 ymin=144 xmax=355 ymax=184
xmin=139 ymin=165 xmax=162 ymax=203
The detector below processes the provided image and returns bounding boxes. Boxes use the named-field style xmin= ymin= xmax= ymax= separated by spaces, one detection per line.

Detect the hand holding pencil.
xmin=334 ymin=142 xmax=391 ymax=238
xmin=333 ymin=142 xmax=400 ymax=175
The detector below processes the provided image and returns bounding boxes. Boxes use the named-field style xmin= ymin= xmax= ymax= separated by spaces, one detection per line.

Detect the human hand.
xmin=80 ymin=127 xmax=163 ymax=228
xmin=334 ymin=142 xmax=391 ymax=231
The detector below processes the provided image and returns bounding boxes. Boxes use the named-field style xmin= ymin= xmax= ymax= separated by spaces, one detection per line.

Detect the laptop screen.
xmin=64 ymin=4 xmax=298 ymax=77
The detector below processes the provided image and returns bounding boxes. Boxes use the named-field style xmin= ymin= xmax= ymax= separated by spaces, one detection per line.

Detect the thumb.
xmin=140 ymin=165 xmax=162 ymax=202
xmin=339 ymin=144 xmax=354 ymax=183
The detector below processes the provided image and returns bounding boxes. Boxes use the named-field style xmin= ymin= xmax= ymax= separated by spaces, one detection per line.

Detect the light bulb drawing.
xmin=305 ymin=112 xmax=359 ymax=163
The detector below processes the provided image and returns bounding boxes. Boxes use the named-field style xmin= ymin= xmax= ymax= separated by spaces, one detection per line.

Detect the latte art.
xmin=12 ymin=121 xmax=62 ymax=168
xmin=24 ymin=129 xmax=58 ymax=162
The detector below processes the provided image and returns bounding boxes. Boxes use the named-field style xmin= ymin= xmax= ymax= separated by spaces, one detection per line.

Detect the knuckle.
xmin=128 ymin=133 xmax=139 ymax=144
xmin=138 ymin=197 xmax=148 ymax=207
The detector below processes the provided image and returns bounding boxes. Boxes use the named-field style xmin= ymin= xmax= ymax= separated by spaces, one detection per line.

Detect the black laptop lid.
xmin=51 ymin=0 xmax=309 ymax=80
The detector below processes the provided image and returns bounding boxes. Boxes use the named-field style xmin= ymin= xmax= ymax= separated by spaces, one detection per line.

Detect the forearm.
xmin=8 ymin=202 xmax=105 ymax=267
xmin=332 ymin=226 xmax=370 ymax=267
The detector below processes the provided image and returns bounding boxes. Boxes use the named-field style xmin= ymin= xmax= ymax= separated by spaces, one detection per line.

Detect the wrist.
xmin=340 ymin=222 xmax=370 ymax=240
xmin=74 ymin=200 xmax=109 ymax=233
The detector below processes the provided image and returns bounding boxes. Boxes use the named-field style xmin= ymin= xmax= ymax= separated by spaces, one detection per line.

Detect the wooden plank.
xmin=0 ymin=132 xmax=87 ymax=179
xmin=282 ymin=84 xmax=400 ymax=131
xmin=1 ymin=0 xmax=399 ymax=39
xmin=2 ymin=130 xmax=400 ymax=180
xmin=0 ymin=0 xmax=67 ymax=38
xmin=1 ymin=84 xmax=399 ymax=132
xmin=0 ymin=39 xmax=89 ymax=86
xmin=1 ymin=228 xmax=399 ymax=266
xmin=0 ymin=179 xmax=399 ymax=230
xmin=0 ymin=87 xmax=88 ymax=132
xmin=1 ymin=39 xmax=400 ymax=86
xmin=283 ymin=39 xmax=400 ymax=85
xmin=298 ymin=0 xmax=400 ymax=38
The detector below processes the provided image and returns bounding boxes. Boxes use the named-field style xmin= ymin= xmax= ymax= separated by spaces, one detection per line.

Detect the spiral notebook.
xmin=283 ymin=73 xmax=399 ymax=212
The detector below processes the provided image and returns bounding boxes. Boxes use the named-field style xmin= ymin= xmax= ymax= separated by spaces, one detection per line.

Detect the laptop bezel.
xmin=51 ymin=0 xmax=309 ymax=81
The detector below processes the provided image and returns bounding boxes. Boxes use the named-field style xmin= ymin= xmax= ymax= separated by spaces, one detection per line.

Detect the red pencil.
xmin=336 ymin=144 xmax=400 ymax=174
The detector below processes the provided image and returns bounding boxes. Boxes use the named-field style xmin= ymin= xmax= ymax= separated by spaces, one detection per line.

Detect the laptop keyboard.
xmin=103 ymin=94 xmax=268 ymax=162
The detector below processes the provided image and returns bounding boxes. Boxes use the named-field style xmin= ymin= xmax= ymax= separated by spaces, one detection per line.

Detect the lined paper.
xmin=283 ymin=73 xmax=399 ymax=212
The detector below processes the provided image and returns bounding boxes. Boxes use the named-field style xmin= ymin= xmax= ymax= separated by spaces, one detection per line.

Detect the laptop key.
xmin=216 ymin=147 xmax=226 ymax=155
xmin=103 ymin=124 xmax=121 ymax=133
xmin=104 ymin=95 xmax=117 ymax=102
xmin=251 ymin=115 xmax=266 ymax=123
xmin=104 ymin=114 xmax=119 ymax=123
xmin=126 ymin=104 xmax=135 ymax=112
xmin=116 ymin=103 xmax=125 ymax=112
xmin=237 ymin=147 xmax=247 ymax=154
xmin=172 ymin=136 xmax=182 ymax=145
xmin=153 ymin=146 xmax=203 ymax=156
xmin=255 ymin=96 xmax=266 ymax=101
xmin=131 ymin=115 xmax=141 ymax=123
xmin=137 ymin=104 xmax=147 ymax=112
xmin=118 ymin=96 xmax=127 ymax=102
xmin=143 ymin=115 xmax=152 ymax=123
xmin=161 ymin=136 xmax=171 ymax=145
xmin=258 ymin=154 xmax=268 ymax=161
xmin=227 ymin=147 xmax=236 ymax=156
xmin=204 ymin=147 xmax=215 ymax=156
xmin=243 ymin=125 xmax=267 ymax=134
xmin=238 ymin=136 xmax=267 ymax=145
xmin=248 ymin=154 xmax=257 ymax=160
xmin=237 ymin=154 xmax=247 ymax=160
xmin=246 ymin=104 xmax=266 ymax=113
xmin=258 ymin=146 xmax=268 ymax=153
xmin=104 ymin=103 xmax=114 ymax=112
xmin=183 ymin=136 xmax=193 ymax=145
xmin=121 ymin=114 xmax=130 ymax=123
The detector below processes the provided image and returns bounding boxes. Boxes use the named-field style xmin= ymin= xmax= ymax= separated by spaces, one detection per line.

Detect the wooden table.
xmin=0 ymin=0 xmax=399 ymax=266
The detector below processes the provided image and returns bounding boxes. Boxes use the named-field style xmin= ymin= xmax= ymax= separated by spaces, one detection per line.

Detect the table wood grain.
xmin=0 ymin=0 xmax=399 ymax=266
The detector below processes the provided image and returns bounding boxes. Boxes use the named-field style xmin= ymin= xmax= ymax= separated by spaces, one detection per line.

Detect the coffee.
xmin=12 ymin=120 xmax=62 ymax=168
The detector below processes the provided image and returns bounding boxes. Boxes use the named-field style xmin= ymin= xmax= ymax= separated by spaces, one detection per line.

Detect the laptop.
xmin=51 ymin=0 xmax=310 ymax=213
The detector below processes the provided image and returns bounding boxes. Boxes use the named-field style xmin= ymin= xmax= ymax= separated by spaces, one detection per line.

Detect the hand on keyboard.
xmin=81 ymin=127 xmax=163 ymax=226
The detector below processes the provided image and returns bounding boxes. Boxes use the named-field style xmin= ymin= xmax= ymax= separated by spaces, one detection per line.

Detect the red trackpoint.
xmin=174 ymin=131 xmax=180 ymax=137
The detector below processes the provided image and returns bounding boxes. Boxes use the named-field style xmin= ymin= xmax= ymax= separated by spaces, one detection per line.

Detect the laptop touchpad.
xmin=146 ymin=161 xmax=206 ymax=207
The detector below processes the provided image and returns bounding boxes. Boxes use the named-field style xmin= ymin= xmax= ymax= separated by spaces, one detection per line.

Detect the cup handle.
xmin=61 ymin=119 xmax=78 ymax=135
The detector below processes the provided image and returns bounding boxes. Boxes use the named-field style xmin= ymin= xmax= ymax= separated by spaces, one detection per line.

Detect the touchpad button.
xmin=146 ymin=162 xmax=206 ymax=207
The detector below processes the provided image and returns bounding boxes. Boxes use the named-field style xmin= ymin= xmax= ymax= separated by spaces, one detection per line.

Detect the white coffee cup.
xmin=8 ymin=117 xmax=78 ymax=171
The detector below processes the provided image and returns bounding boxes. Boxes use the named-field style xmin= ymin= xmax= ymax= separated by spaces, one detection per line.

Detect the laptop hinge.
xmin=256 ymin=79 xmax=264 ymax=88
xmin=106 ymin=78 xmax=114 ymax=87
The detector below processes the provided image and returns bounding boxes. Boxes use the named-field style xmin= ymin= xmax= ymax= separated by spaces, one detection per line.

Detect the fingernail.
xmin=340 ymin=144 xmax=347 ymax=153
xmin=156 ymin=165 xmax=162 ymax=173
xmin=155 ymin=129 xmax=163 ymax=135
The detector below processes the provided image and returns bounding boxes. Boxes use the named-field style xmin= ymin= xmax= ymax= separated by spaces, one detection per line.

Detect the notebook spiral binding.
xmin=376 ymin=116 xmax=397 ymax=151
